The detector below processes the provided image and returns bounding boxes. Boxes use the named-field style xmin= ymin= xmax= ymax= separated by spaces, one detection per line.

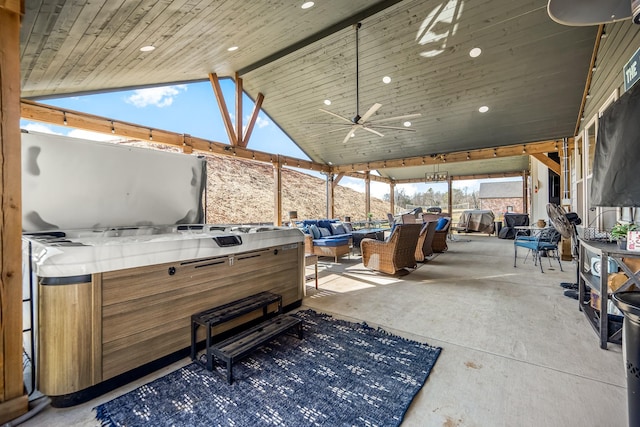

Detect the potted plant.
xmin=610 ymin=223 xmax=638 ymax=250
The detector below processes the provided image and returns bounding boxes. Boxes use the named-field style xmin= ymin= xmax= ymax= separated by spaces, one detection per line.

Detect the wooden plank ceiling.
xmin=19 ymin=0 xmax=597 ymax=179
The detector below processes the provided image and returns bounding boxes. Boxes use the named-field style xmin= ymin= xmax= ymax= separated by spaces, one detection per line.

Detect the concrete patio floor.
xmin=21 ymin=234 xmax=627 ymax=426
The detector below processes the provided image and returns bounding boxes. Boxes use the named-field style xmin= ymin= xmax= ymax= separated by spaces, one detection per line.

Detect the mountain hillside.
xmin=203 ymin=153 xmax=390 ymax=224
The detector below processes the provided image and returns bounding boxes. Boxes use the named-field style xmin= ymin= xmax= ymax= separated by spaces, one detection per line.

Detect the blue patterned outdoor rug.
xmin=95 ymin=309 xmax=442 ymax=426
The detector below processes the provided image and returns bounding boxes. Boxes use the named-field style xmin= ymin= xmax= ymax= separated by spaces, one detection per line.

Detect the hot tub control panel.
xmin=212 ymin=235 xmax=243 ymax=247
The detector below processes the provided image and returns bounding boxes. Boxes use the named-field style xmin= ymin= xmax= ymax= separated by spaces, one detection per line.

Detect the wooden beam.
xmin=274 ymin=157 xmax=282 ymax=226
xmin=0 ymin=2 xmax=28 ymax=423
xmin=396 ymin=171 xmax=525 ymax=184
xmin=235 ymin=73 xmax=243 ymax=147
xmin=532 ymin=153 xmax=561 ymax=175
xmin=342 ymin=171 xmax=389 ymax=183
xmin=332 ymin=172 xmax=344 ymax=188
xmin=575 ymin=25 xmax=604 ymax=137
xmin=20 ymin=100 xmax=331 ymax=174
xmin=332 ymin=139 xmax=565 ymax=173
xmin=209 ymin=73 xmax=238 ymax=146
xmin=243 ymin=92 xmax=263 ymax=148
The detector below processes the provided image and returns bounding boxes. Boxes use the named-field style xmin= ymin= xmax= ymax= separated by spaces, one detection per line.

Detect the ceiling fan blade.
xmin=371 ymin=113 xmax=422 ymax=124
xmin=342 ymin=128 xmax=355 ymax=144
xmin=319 ymin=108 xmax=353 ymax=123
xmin=309 ymin=127 xmax=353 ymax=138
xmin=363 ymin=127 xmax=384 ymax=137
xmin=358 ymin=103 xmax=382 ymax=123
xmin=547 ymin=0 xmax=631 ymax=25
xmin=303 ymin=122 xmax=353 ymax=126
xmin=370 ymin=125 xmax=416 ymax=131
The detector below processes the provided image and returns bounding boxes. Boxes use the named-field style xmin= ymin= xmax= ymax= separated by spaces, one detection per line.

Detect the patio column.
xmin=365 ymin=171 xmax=371 ymax=218
xmin=274 ymin=157 xmax=282 ymax=225
xmin=0 ymin=0 xmax=28 ymax=423
xmin=522 ymin=170 xmax=529 ymax=214
xmin=447 ymin=175 xmax=453 ymax=215
xmin=389 ymin=182 xmax=395 ymax=215
xmin=327 ymin=173 xmax=334 ymax=219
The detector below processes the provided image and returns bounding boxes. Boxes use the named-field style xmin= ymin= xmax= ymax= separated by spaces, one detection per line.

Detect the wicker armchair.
xmin=432 ymin=217 xmax=451 ymax=253
xmin=420 ymin=213 xmax=451 ymax=253
xmin=361 ymin=223 xmax=422 ymax=274
xmin=415 ymin=221 xmax=437 ymax=262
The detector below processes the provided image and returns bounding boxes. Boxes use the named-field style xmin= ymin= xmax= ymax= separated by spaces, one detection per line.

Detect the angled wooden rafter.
xmin=243 ymin=92 xmax=264 ymax=148
xmin=235 ymin=73 xmax=243 ymax=147
xmin=532 ymin=153 xmax=560 ymax=175
xmin=209 ymin=73 xmax=237 ymax=146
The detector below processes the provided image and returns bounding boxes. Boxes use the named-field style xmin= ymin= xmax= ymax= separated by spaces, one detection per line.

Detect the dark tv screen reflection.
xmin=590 ymin=82 xmax=640 ymax=207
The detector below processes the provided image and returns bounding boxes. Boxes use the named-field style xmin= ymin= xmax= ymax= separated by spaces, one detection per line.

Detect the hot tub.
xmin=24 ymin=224 xmax=304 ymax=405
xmin=21 ymin=130 xmax=305 ymax=406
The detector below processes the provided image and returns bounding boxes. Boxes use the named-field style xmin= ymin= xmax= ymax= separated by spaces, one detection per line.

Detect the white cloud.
xmin=256 ymin=116 xmax=269 ymax=128
xmin=67 ymin=129 xmax=120 ymax=142
xmin=22 ymin=123 xmax=62 ymax=135
xmin=339 ymin=178 xmax=388 ymax=200
xmin=125 ymin=85 xmax=187 ymax=108
xmin=398 ymin=183 xmax=419 ymax=196
xmin=243 ymin=114 xmax=270 ymax=129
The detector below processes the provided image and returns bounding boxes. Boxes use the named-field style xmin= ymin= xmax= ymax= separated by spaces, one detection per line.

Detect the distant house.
xmin=478 ymin=181 xmax=523 ymax=214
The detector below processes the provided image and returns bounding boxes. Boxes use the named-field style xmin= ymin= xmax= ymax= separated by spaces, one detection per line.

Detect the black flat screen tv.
xmin=590 ymin=81 xmax=640 ymax=206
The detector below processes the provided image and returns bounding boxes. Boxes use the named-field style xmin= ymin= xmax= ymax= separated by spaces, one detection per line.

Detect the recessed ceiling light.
xmin=403 ymin=121 xmax=411 ymax=127
xmin=382 ymin=76 xmax=391 ymax=84
xmin=227 ymin=46 xmax=238 ymax=52
xmin=469 ymin=47 xmax=482 ymax=58
xmin=140 ymin=45 xmax=155 ymax=52
xmin=478 ymin=106 xmax=489 ymax=113
xmin=301 ymin=1 xmax=314 ymax=9
xmin=324 ymin=99 xmax=331 ymax=105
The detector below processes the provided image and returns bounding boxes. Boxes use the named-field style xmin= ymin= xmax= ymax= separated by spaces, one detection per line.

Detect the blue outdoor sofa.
xmin=301 ymin=219 xmax=352 ymax=262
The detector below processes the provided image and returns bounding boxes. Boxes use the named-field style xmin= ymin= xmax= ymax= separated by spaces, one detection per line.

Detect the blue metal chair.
xmin=514 ymin=226 xmax=563 ymax=273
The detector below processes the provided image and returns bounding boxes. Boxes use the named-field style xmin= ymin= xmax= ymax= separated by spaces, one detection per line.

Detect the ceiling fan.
xmin=547 ymin=0 xmax=640 ymax=25
xmin=312 ymin=22 xmax=421 ymax=144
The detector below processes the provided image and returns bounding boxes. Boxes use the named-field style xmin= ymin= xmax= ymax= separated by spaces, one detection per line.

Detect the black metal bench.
xmin=190 ymin=291 xmax=303 ymax=384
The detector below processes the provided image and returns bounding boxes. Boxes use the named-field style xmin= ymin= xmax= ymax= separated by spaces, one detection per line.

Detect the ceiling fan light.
xmin=382 ymin=76 xmax=391 ymax=84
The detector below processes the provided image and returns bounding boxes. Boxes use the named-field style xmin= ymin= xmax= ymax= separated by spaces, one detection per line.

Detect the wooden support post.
xmin=389 ymin=182 xmax=395 ymax=215
xmin=0 ymin=1 xmax=29 ymax=423
xmin=327 ymin=174 xmax=335 ymax=219
xmin=274 ymin=157 xmax=282 ymax=226
xmin=522 ymin=170 xmax=529 ymax=214
xmin=447 ymin=176 xmax=453 ymax=215
xmin=365 ymin=172 xmax=371 ymax=218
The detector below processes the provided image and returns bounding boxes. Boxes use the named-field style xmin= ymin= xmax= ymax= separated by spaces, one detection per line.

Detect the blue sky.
xmin=21 ymin=80 xmax=504 ymax=200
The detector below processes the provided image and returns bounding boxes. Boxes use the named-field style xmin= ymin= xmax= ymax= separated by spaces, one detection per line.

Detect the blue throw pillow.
xmin=309 ymin=224 xmax=321 ymax=239
xmin=435 ymin=217 xmax=448 ymax=231
xmin=331 ymin=223 xmax=346 ymax=235
xmin=319 ymin=227 xmax=331 ymax=237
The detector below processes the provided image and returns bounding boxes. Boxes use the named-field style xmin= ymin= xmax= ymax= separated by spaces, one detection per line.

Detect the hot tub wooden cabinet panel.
xmin=37 ymin=243 xmax=303 ymax=397
xmin=37 ymin=278 xmax=102 ymax=396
